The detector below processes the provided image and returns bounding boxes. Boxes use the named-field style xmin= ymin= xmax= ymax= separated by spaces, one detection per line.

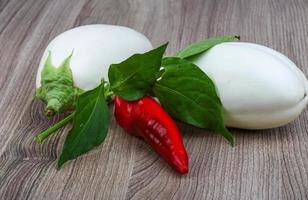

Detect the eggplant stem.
xmin=36 ymin=113 xmax=74 ymax=144
xmin=45 ymin=109 xmax=55 ymax=117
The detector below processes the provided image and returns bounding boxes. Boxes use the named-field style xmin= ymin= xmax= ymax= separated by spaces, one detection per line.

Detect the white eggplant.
xmin=191 ymin=42 xmax=308 ymax=129
xmin=36 ymin=24 xmax=152 ymax=116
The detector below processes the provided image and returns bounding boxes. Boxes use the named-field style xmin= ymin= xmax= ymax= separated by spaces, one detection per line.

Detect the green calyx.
xmin=36 ymin=52 xmax=82 ymax=116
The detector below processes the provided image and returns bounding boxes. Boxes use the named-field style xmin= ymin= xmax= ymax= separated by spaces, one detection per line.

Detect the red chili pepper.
xmin=114 ymin=96 xmax=189 ymax=174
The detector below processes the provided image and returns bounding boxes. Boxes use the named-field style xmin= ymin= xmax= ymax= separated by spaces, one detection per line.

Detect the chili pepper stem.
xmin=103 ymin=81 xmax=114 ymax=102
xmin=36 ymin=113 xmax=74 ymax=144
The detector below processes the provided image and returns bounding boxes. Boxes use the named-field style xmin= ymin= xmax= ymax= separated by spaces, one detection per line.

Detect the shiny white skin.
xmin=36 ymin=24 xmax=153 ymax=91
xmin=192 ymin=42 xmax=308 ymax=129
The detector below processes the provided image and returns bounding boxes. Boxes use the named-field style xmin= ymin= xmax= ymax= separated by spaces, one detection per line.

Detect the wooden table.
xmin=1 ymin=0 xmax=308 ymax=199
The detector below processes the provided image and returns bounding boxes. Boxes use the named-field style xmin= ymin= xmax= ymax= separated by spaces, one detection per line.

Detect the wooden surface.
xmin=0 ymin=0 xmax=308 ymax=199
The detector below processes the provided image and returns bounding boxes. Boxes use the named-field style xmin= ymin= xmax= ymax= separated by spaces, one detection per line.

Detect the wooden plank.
xmin=0 ymin=0 xmax=308 ymax=199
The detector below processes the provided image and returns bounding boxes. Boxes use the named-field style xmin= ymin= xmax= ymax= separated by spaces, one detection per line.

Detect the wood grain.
xmin=0 ymin=0 xmax=308 ymax=199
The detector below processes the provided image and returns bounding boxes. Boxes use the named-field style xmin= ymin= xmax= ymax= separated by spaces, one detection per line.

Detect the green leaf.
xmin=153 ymin=57 xmax=234 ymax=145
xmin=108 ymin=43 xmax=168 ymax=101
xmin=175 ymin=35 xmax=240 ymax=59
xmin=36 ymin=52 xmax=82 ymax=116
xmin=58 ymin=83 xmax=110 ymax=167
